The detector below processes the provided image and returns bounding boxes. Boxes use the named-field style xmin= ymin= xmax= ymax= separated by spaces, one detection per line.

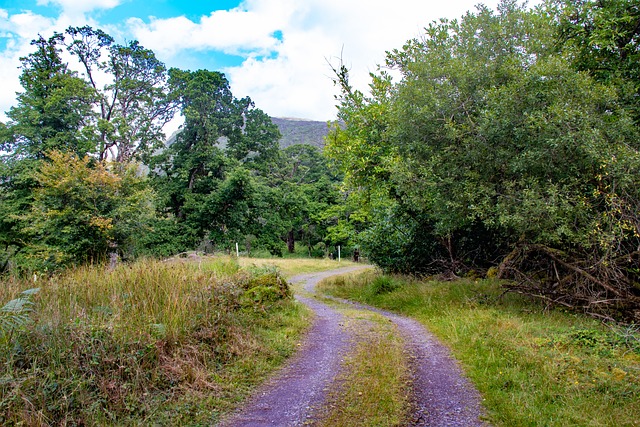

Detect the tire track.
xmin=221 ymin=266 xmax=488 ymax=426
xmin=219 ymin=266 xmax=366 ymax=426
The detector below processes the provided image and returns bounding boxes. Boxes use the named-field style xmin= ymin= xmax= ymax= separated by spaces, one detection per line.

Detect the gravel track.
xmin=221 ymin=266 xmax=488 ymax=426
xmin=219 ymin=267 xmax=366 ymax=426
xmin=328 ymin=297 xmax=488 ymax=426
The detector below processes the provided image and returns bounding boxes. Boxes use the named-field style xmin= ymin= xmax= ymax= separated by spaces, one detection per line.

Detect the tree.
xmin=19 ymin=151 xmax=155 ymax=270
xmin=62 ymin=26 xmax=176 ymax=162
xmin=1 ymin=34 xmax=96 ymax=159
xmin=328 ymin=0 xmax=640 ymax=320
xmin=263 ymin=144 xmax=343 ymax=254
xmin=0 ymin=35 xmax=98 ymax=272
xmin=225 ymin=98 xmax=281 ymax=166
xmin=556 ymin=0 xmax=640 ymax=123
xmin=150 ymin=69 xmax=281 ymax=252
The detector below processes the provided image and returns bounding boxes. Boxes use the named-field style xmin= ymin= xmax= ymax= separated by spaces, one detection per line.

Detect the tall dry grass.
xmin=0 ymin=256 xmax=308 ymax=425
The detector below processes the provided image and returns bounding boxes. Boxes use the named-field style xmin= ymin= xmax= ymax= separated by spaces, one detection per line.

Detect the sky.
xmin=0 ymin=0 xmax=542 ymax=128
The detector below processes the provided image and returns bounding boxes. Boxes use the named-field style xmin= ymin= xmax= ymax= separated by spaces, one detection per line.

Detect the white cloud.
xmin=128 ymin=0 xmax=543 ymax=121
xmin=0 ymin=0 xmax=545 ymax=123
xmin=127 ymin=2 xmax=294 ymax=58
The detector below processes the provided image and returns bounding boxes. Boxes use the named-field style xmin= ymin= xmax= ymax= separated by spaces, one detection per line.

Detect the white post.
xmin=236 ymin=242 xmax=239 ymax=257
xmin=338 ymin=245 xmax=341 ymax=262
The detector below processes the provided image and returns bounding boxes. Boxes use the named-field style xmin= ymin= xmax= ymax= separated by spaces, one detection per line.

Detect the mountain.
xmin=164 ymin=117 xmax=332 ymax=150
xmin=271 ymin=117 xmax=330 ymax=149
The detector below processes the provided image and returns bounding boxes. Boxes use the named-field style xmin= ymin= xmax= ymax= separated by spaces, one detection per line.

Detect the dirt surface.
xmin=220 ymin=266 xmax=488 ymax=426
xmin=219 ymin=267 xmax=366 ymax=427
xmin=331 ymin=297 xmax=488 ymax=426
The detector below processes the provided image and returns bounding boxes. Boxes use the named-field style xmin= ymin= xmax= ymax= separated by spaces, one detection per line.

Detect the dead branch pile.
xmin=497 ymin=244 xmax=640 ymax=322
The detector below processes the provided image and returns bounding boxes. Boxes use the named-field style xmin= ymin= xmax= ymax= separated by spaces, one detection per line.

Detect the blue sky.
xmin=0 ymin=0 xmax=542 ymax=125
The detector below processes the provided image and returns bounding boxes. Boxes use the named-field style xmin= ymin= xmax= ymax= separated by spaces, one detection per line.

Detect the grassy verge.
xmin=314 ymin=308 xmax=411 ymax=427
xmin=319 ymin=271 xmax=640 ymax=427
xmin=0 ymin=257 xmax=311 ymax=425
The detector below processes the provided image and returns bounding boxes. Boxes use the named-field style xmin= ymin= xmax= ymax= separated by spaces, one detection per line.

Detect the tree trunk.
xmin=287 ymin=229 xmax=295 ymax=253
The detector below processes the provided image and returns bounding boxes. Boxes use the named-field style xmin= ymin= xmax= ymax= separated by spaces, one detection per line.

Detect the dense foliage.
xmin=2 ymin=1 xmax=639 ymax=319
xmin=327 ymin=0 xmax=640 ymax=320
xmin=0 ymin=26 xmax=343 ymax=272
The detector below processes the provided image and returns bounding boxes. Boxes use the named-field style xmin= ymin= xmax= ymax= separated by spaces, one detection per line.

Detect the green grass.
xmin=237 ymin=256 xmax=361 ymax=277
xmin=315 ymin=308 xmax=411 ymax=427
xmin=0 ymin=257 xmax=311 ymax=425
xmin=319 ymin=271 xmax=640 ymax=427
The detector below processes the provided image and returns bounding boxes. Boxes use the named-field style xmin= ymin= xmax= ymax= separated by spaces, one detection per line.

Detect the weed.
xmin=0 ymin=287 xmax=39 ymax=347
xmin=367 ymin=275 xmax=401 ymax=296
xmin=0 ymin=257 xmax=309 ymax=425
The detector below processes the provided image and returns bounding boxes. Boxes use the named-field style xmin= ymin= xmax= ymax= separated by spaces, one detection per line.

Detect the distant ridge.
xmin=271 ymin=117 xmax=330 ymax=149
xmin=164 ymin=117 xmax=332 ymax=150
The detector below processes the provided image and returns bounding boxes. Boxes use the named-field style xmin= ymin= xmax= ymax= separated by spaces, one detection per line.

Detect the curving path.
xmin=219 ymin=266 xmax=365 ymax=426
xmin=220 ymin=266 xmax=488 ymax=426
xmin=327 ymin=296 xmax=488 ymax=426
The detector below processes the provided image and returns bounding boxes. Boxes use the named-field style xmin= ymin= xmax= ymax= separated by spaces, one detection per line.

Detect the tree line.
xmin=2 ymin=0 xmax=639 ymax=320
xmin=327 ymin=0 xmax=640 ymax=321
xmin=0 ymin=26 xmax=348 ymax=272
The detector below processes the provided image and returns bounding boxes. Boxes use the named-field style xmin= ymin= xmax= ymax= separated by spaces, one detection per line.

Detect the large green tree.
xmin=0 ymin=27 xmax=174 ymax=271
xmin=149 ymin=69 xmax=281 ymax=253
xmin=557 ymin=0 xmax=640 ymax=122
xmin=62 ymin=26 xmax=176 ymax=162
xmin=0 ymin=34 xmax=97 ymax=271
xmin=328 ymin=0 xmax=640 ymax=318
xmin=19 ymin=151 xmax=155 ymax=270
xmin=1 ymin=34 xmax=96 ymax=159
xmin=263 ymin=144 xmax=343 ymax=255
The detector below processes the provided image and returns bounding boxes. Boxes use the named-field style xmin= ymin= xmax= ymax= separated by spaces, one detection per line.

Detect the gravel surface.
xmin=221 ymin=265 xmax=488 ymax=426
xmin=219 ymin=267 xmax=367 ymax=427
xmin=339 ymin=301 xmax=488 ymax=426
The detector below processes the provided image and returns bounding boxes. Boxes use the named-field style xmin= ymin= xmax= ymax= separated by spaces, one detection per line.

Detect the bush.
xmin=240 ymin=268 xmax=291 ymax=307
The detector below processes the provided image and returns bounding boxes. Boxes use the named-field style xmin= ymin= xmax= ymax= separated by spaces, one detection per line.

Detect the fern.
xmin=0 ymin=287 xmax=39 ymax=345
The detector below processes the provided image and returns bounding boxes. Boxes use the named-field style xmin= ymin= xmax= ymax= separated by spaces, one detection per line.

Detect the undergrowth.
xmin=0 ymin=257 xmax=309 ymax=425
xmin=319 ymin=271 xmax=640 ymax=427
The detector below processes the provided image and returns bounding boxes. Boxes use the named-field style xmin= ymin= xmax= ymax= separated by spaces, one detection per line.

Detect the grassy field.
xmin=0 ymin=256 xmax=313 ymax=425
xmin=319 ymin=270 xmax=640 ymax=427
xmin=238 ymin=256 xmax=360 ymax=277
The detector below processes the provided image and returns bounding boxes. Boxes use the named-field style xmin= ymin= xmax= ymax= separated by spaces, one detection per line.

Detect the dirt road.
xmin=220 ymin=266 xmax=487 ymax=426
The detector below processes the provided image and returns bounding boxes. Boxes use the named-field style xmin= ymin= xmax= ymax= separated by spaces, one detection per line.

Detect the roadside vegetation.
xmin=327 ymin=0 xmax=640 ymax=321
xmin=0 ymin=257 xmax=310 ymax=425
xmin=1 ymin=0 xmax=639 ymax=424
xmin=320 ymin=271 xmax=640 ymax=426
